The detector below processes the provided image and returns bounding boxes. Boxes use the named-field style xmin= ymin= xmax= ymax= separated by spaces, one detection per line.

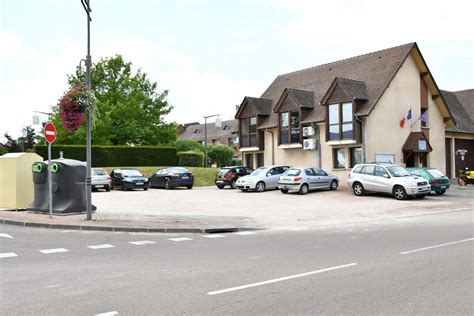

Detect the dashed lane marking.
xmin=168 ymin=237 xmax=193 ymax=242
xmin=39 ymin=248 xmax=69 ymax=254
xmin=202 ymin=234 xmax=226 ymax=239
xmin=235 ymin=231 xmax=257 ymax=235
xmin=95 ymin=311 xmax=119 ymax=316
xmin=400 ymin=238 xmax=474 ymax=255
xmin=129 ymin=241 xmax=156 ymax=245
xmin=0 ymin=233 xmax=14 ymax=239
xmin=0 ymin=252 xmax=18 ymax=259
xmin=87 ymin=244 xmax=115 ymax=250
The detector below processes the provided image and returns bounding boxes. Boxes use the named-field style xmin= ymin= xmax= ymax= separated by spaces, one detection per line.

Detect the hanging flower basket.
xmin=58 ymin=86 xmax=97 ymax=131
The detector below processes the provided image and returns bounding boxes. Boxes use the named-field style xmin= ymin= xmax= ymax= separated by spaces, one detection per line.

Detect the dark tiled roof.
xmin=402 ymin=132 xmax=433 ymax=153
xmin=442 ymin=89 xmax=474 ymax=134
xmin=286 ymin=89 xmax=315 ymax=109
xmin=258 ymin=43 xmax=416 ymax=128
xmin=178 ymin=119 xmax=238 ymax=141
xmin=235 ymin=97 xmax=273 ymax=118
xmin=334 ymin=77 xmax=369 ymax=102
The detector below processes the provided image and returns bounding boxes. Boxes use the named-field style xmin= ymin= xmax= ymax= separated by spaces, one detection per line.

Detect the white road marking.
xmin=235 ymin=231 xmax=257 ymax=235
xmin=129 ymin=240 xmax=156 ymax=245
xmin=0 ymin=233 xmax=13 ymax=239
xmin=40 ymin=248 xmax=69 ymax=254
xmin=87 ymin=244 xmax=115 ymax=250
xmin=400 ymin=238 xmax=474 ymax=255
xmin=207 ymin=262 xmax=358 ymax=296
xmin=0 ymin=252 xmax=18 ymax=258
xmin=203 ymin=234 xmax=226 ymax=239
xmin=95 ymin=311 xmax=119 ymax=316
xmin=168 ymin=237 xmax=193 ymax=242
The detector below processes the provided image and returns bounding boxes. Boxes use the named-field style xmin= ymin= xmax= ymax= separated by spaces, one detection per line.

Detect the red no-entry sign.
xmin=43 ymin=122 xmax=57 ymax=143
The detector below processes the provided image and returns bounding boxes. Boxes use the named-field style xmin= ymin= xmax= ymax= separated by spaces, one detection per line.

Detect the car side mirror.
xmin=266 ymin=172 xmax=271 ymax=177
xmin=383 ymin=174 xmax=390 ymax=178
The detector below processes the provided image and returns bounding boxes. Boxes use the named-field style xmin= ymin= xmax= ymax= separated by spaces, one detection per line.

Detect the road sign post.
xmin=43 ymin=122 xmax=57 ymax=219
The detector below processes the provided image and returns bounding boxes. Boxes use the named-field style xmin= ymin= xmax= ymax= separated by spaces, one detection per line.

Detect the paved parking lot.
xmin=92 ymin=184 xmax=474 ymax=231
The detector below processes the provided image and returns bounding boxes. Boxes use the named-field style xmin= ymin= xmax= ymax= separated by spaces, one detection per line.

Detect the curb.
xmin=0 ymin=218 xmax=261 ymax=234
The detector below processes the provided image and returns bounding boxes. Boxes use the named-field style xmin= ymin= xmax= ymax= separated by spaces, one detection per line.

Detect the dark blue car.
xmin=149 ymin=167 xmax=194 ymax=189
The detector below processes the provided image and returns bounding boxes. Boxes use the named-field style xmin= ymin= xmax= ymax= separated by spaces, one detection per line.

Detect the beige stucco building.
xmin=235 ymin=43 xmax=471 ymax=185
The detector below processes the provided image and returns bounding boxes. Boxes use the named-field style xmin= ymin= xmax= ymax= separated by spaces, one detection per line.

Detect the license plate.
xmin=182 ymin=176 xmax=188 ymax=179
xmin=216 ymin=181 xmax=223 ymax=184
xmin=440 ymin=186 xmax=446 ymax=189
xmin=136 ymin=183 xmax=143 ymax=185
xmin=95 ymin=185 xmax=103 ymax=188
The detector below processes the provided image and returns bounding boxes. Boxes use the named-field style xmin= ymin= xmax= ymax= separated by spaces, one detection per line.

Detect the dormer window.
xmin=328 ymin=102 xmax=354 ymax=140
xmin=194 ymin=129 xmax=199 ymax=134
xmin=240 ymin=116 xmax=257 ymax=147
xmin=280 ymin=111 xmax=300 ymax=144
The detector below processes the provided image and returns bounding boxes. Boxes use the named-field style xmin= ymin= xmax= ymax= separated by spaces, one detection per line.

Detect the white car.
xmin=91 ymin=168 xmax=111 ymax=192
xmin=278 ymin=167 xmax=339 ymax=195
xmin=236 ymin=166 xmax=290 ymax=192
xmin=347 ymin=163 xmax=431 ymax=200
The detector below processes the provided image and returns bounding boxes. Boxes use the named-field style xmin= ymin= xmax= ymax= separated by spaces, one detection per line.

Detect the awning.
xmin=402 ymin=132 xmax=432 ymax=160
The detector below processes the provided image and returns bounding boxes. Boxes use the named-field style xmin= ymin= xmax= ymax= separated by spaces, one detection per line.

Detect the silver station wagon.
xmin=278 ymin=167 xmax=339 ymax=195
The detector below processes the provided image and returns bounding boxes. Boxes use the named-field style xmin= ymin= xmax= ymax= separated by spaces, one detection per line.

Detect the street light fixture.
xmin=203 ymin=114 xmax=220 ymax=168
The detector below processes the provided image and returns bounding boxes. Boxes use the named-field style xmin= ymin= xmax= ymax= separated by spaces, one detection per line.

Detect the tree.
xmin=20 ymin=126 xmax=36 ymax=150
xmin=51 ymin=55 xmax=177 ymax=145
xmin=207 ymin=144 xmax=234 ymax=167
xmin=2 ymin=133 xmax=21 ymax=153
xmin=0 ymin=144 xmax=6 ymax=156
xmin=175 ymin=140 xmax=204 ymax=153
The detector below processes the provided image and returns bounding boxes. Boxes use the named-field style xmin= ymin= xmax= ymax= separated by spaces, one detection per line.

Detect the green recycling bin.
xmin=27 ymin=159 xmax=95 ymax=214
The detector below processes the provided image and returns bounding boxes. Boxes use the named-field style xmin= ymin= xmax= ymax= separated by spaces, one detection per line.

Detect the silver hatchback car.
xmin=236 ymin=165 xmax=290 ymax=192
xmin=278 ymin=167 xmax=339 ymax=195
xmin=91 ymin=168 xmax=112 ymax=192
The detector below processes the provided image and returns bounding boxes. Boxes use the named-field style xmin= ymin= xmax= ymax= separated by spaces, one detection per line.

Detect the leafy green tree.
xmin=0 ymin=144 xmax=7 ymax=156
xmin=175 ymin=140 xmax=204 ymax=153
xmin=51 ymin=55 xmax=177 ymax=145
xmin=207 ymin=144 xmax=234 ymax=167
xmin=2 ymin=133 xmax=21 ymax=153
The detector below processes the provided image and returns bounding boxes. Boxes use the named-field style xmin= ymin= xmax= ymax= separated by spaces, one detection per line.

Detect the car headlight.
xmin=406 ymin=180 xmax=417 ymax=187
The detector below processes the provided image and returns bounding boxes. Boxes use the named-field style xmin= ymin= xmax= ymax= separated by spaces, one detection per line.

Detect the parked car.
xmin=406 ymin=167 xmax=450 ymax=195
xmin=215 ymin=166 xmax=254 ymax=189
xmin=347 ymin=163 xmax=431 ymax=200
xmin=110 ymin=169 xmax=149 ymax=191
xmin=278 ymin=167 xmax=339 ymax=195
xmin=91 ymin=168 xmax=111 ymax=192
xmin=236 ymin=165 xmax=290 ymax=192
xmin=148 ymin=167 xmax=194 ymax=189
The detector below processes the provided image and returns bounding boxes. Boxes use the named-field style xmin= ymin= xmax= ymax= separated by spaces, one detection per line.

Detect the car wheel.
xmin=393 ymin=186 xmax=408 ymax=200
xmin=352 ymin=183 xmax=365 ymax=196
xmin=230 ymin=179 xmax=237 ymax=189
xmin=458 ymin=178 xmax=466 ymax=186
xmin=217 ymin=185 xmax=224 ymax=189
xmin=187 ymin=185 xmax=193 ymax=189
xmin=164 ymin=179 xmax=171 ymax=190
xmin=105 ymin=186 xmax=111 ymax=192
xmin=121 ymin=184 xmax=126 ymax=191
xmin=435 ymin=190 xmax=446 ymax=195
xmin=256 ymin=181 xmax=266 ymax=192
xmin=280 ymin=188 xmax=289 ymax=194
xmin=330 ymin=180 xmax=338 ymax=190
xmin=299 ymin=184 xmax=309 ymax=195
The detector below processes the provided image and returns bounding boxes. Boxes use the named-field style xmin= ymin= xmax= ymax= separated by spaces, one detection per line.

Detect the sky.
xmin=1 ymin=0 xmax=473 ymax=142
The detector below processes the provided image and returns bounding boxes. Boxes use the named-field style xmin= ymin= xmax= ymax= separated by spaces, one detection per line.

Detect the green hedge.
xmin=34 ymin=145 xmax=176 ymax=167
xmin=177 ymin=151 xmax=204 ymax=167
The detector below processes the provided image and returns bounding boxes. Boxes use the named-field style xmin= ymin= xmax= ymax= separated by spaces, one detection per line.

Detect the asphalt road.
xmin=1 ymin=210 xmax=473 ymax=315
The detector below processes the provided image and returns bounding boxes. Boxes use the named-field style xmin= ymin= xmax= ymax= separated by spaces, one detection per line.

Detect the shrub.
xmin=33 ymin=145 xmax=176 ymax=167
xmin=175 ymin=140 xmax=204 ymax=153
xmin=0 ymin=145 xmax=6 ymax=156
xmin=177 ymin=151 xmax=204 ymax=167
xmin=207 ymin=144 xmax=234 ymax=167
xmin=230 ymin=158 xmax=242 ymax=166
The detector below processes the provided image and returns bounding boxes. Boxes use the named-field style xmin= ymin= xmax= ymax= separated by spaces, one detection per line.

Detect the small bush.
xmin=208 ymin=144 xmax=234 ymax=167
xmin=177 ymin=151 xmax=204 ymax=167
xmin=230 ymin=158 xmax=242 ymax=166
xmin=0 ymin=145 xmax=7 ymax=156
xmin=175 ymin=140 xmax=204 ymax=153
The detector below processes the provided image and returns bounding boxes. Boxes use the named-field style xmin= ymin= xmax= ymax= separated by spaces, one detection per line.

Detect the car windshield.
xmin=92 ymin=169 xmax=107 ymax=176
xmin=121 ymin=170 xmax=143 ymax=177
xmin=285 ymin=168 xmax=301 ymax=176
xmin=427 ymin=169 xmax=444 ymax=178
xmin=250 ymin=167 xmax=269 ymax=176
xmin=386 ymin=166 xmax=411 ymax=177
xmin=169 ymin=167 xmax=189 ymax=173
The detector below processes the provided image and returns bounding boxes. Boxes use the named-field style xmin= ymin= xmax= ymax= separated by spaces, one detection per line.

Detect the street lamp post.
xmin=81 ymin=0 xmax=93 ymax=220
xmin=203 ymin=114 xmax=220 ymax=168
